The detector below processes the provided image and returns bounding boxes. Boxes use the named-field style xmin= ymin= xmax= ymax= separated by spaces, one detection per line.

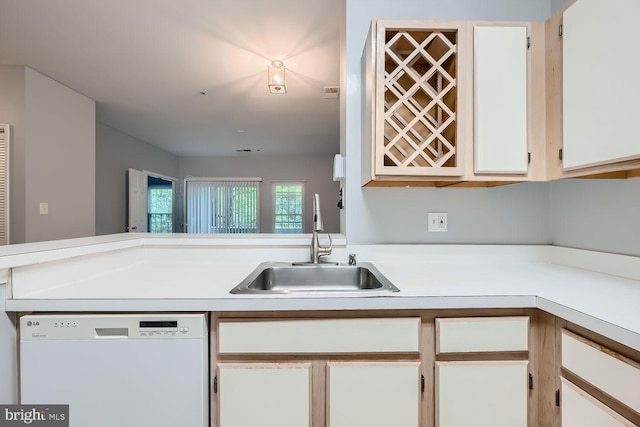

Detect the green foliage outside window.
xmin=148 ymin=187 xmax=172 ymax=233
xmin=274 ymin=184 xmax=303 ymax=233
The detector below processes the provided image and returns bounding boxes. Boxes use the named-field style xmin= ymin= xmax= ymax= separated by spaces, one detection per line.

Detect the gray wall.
xmin=550 ymin=179 xmax=640 ymax=257
xmin=359 ymin=183 xmax=551 ymax=244
xmin=24 ymin=68 xmax=95 ymax=242
xmin=179 ymin=156 xmax=341 ymax=233
xmin=551 ymin=0 xmax=568 ymax=13
xmin=0 ymin=284 xmax=17 ymax=404
xmin=547 ymin=0 xmax=640 ymax=257
xmin=96 ymin=122 xmax=179 ymax=235
xmin=343 ymin=0 xmax=552 ymax=244
xmin=0 ymin=66 xmax=95 ymax=243
xmin=0 ymin=66 xmax=26 ymax=243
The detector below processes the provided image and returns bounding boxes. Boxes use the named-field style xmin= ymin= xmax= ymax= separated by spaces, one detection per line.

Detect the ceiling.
xmin=0 ymin=0 xmax=343 ymax=157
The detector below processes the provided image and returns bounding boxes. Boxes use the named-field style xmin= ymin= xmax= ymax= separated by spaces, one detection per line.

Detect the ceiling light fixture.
xmin=268 ymin=60 xmax=287 ymax=94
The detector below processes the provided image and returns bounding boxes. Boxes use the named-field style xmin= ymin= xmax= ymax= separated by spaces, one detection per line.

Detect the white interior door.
xmin=218 ymin=363 xmax=311 ymax=427
xmin=173 ymin=178 xmax=184 ymax=233
xmin=127 ymin=168 xmax=147 ymax=232
xmin=327 ymin=362 xmax=421 ymax=427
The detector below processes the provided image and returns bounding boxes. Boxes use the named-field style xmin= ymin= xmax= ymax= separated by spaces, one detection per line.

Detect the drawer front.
xmin=218 ymin=318 xmax=420 ymax=354
xmin=436 ymin=317 xmax=529 ymax=354
xmin=562 ymin=330 xmax=640 ymax=413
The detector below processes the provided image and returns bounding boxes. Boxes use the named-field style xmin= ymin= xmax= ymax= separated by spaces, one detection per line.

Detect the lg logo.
xmin=26 ymin=321 xmax=39 ymax=327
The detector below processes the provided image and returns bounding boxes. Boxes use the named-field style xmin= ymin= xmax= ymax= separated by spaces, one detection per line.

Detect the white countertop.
xmin=2 ymin=236 xmax=640 ymax=351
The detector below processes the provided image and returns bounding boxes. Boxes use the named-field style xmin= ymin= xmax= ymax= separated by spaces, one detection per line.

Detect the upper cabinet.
xmin=546 ymin=0 xmax=640 ymax=179
xmin=562 ymin=0 xmax=640 ymax=171
xmin=362 ymin=21 xmax=467 ymax=183
xmin=362 ymin=20 xmax=545 ymax=187
xmin=474 ymin=26 xmax=529 ymax=175
xmin=363 ymin=0 xmax=640 ymax=187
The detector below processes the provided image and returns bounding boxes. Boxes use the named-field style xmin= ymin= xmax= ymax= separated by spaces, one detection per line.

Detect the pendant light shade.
xmin=268 ymin=61 xmax=287 ymax=94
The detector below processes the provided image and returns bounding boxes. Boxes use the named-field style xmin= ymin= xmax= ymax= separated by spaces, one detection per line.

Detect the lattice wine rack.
xmin=378 ymin=26 xmax=461 ymax=176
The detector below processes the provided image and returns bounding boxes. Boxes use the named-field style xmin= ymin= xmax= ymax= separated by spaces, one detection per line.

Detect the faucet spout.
xmin=312 ymin=193 xmax=324 ymax=232
xmin=310 ymin=193 xmax=332 ymax=263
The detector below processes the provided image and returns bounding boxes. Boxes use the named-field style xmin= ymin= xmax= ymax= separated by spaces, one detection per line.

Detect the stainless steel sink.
xmin=230 ymin=262 xmax=399 ymax=294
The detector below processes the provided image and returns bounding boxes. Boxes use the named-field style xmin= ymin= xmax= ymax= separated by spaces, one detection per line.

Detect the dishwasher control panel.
xmin=20 ymin=314 xmax=207 ymax=340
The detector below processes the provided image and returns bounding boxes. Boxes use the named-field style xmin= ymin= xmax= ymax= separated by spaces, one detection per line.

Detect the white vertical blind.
xmin=186 ymin=178 xmax=260 ymax=234
xmin=0 ymin=125 xmax=10 ymax=245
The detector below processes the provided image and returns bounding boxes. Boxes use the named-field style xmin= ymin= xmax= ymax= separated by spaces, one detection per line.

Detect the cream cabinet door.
xmin=561 ymin=378 xmax=635 ymax=427
xmin=218 ymin=363 xmax=311 ymax=427
xmin=474 ymin=26 xmax=529 ymax=174
xmin=327 ymin=362 xmax=421 ymax=427
xmin=563 ymin=0 xmax=640 ymax=169
xmin=436 ymin=360 xmax=528 ymax=427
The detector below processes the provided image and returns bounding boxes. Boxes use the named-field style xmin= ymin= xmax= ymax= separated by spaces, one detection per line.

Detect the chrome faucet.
xmin=311 ymin=193 xmax=332 ymax=264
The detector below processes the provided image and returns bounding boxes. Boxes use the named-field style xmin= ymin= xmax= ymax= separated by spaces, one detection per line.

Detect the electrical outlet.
xmin=428 ymin=212 xmax=447 ymax=232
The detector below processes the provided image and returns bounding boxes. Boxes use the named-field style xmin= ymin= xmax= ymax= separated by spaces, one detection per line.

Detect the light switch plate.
xmin=428 ymin=212 xmax=447 ymax=232
xmin=39 ymin=202 xmax=49 ymax=215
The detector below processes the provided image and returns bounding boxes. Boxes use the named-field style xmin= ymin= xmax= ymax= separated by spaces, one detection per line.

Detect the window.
xmin=148 ymin=187 xmax=173 ymax=233
xmin=0 ymin=125 xmax=10 ymax=245
xmin=273 ymin=182 xmax=304 ymax=233
xmin=186 ymin=178 xmax=260 ymax=233
xmin=147 ymin=176 xmax=173 ymax=233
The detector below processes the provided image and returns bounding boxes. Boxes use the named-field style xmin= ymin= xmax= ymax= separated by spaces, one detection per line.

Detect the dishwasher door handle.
xmin=94 ymin=328 xmax=129 ymax=338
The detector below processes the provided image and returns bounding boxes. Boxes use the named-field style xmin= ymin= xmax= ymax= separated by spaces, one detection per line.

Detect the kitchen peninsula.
xmin=2 ymin=234 xmax=640 ymax=426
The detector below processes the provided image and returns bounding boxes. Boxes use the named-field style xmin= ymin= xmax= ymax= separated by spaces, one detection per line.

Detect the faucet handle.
xmin=348 ymin=253 xmax=356 ymax=265
xmin=318 ymin=234 xmax=333 ymax=258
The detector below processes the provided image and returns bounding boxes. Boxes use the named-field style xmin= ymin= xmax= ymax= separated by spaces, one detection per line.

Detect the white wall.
xmin=24 ymin=68 xmax=95 ymax=242
xmin=179 ymin=155 xmax=340 ymax=233
xmin=0 ymin=283 xmax=17 ymax=404
xmin=343 ymin=0 xmax=552 ymax=244
xmin=0 ymin=66 xmax=26 ymax=244
xmin=96 ymin=122 xmax=179 ymax=235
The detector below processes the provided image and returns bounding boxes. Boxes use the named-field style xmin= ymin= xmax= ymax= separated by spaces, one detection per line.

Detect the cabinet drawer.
xmin=436 ymin=317 xmax=529 ymax=354
xmin=218 ymin=318 xmax=420 ymax=354
xmin=562 ymin=329 xmax=640 ymax=413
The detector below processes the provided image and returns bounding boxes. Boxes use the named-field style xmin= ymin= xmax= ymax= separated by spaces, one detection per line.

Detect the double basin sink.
xmin=230 ymin=262 xmax=399 ymax=294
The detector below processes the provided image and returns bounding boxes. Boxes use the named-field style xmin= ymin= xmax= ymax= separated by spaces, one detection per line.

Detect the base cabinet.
xmin=327 ymin=362 xmax=421 ymax=427
xmin=436 ymin=360 xmax=529 ymax=427
xmin=218 ymin=363 xmax=311 ymax=427
xmin=561 ymin=378 xmax=634 ymax=427
xmin=214 ymin=314 xmax=536 ymax=427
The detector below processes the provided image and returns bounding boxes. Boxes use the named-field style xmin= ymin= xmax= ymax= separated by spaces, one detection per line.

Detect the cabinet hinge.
xmin=559 ymin=24 xmax=563 ymax=37
xmin=555 ymin=389 xmax=561 ymax=407
xmin=527 ymin=36 xmax=531 ymax=50
xmin=421 ymin=375 xmax=425 ymax=393
xmin=213 ymin=376 xmax=218 ymax=394
xmin=528 ymin=373 xmax=534 ymax=390
xmin=559 ymin=148 xmax=563 ymax=161
xmin=528 ymin=152 xmax=531 ymax=165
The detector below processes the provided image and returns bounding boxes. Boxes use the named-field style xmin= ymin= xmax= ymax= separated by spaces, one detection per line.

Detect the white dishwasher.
xmin=20 ymin=313 xmax=209 ymax=427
